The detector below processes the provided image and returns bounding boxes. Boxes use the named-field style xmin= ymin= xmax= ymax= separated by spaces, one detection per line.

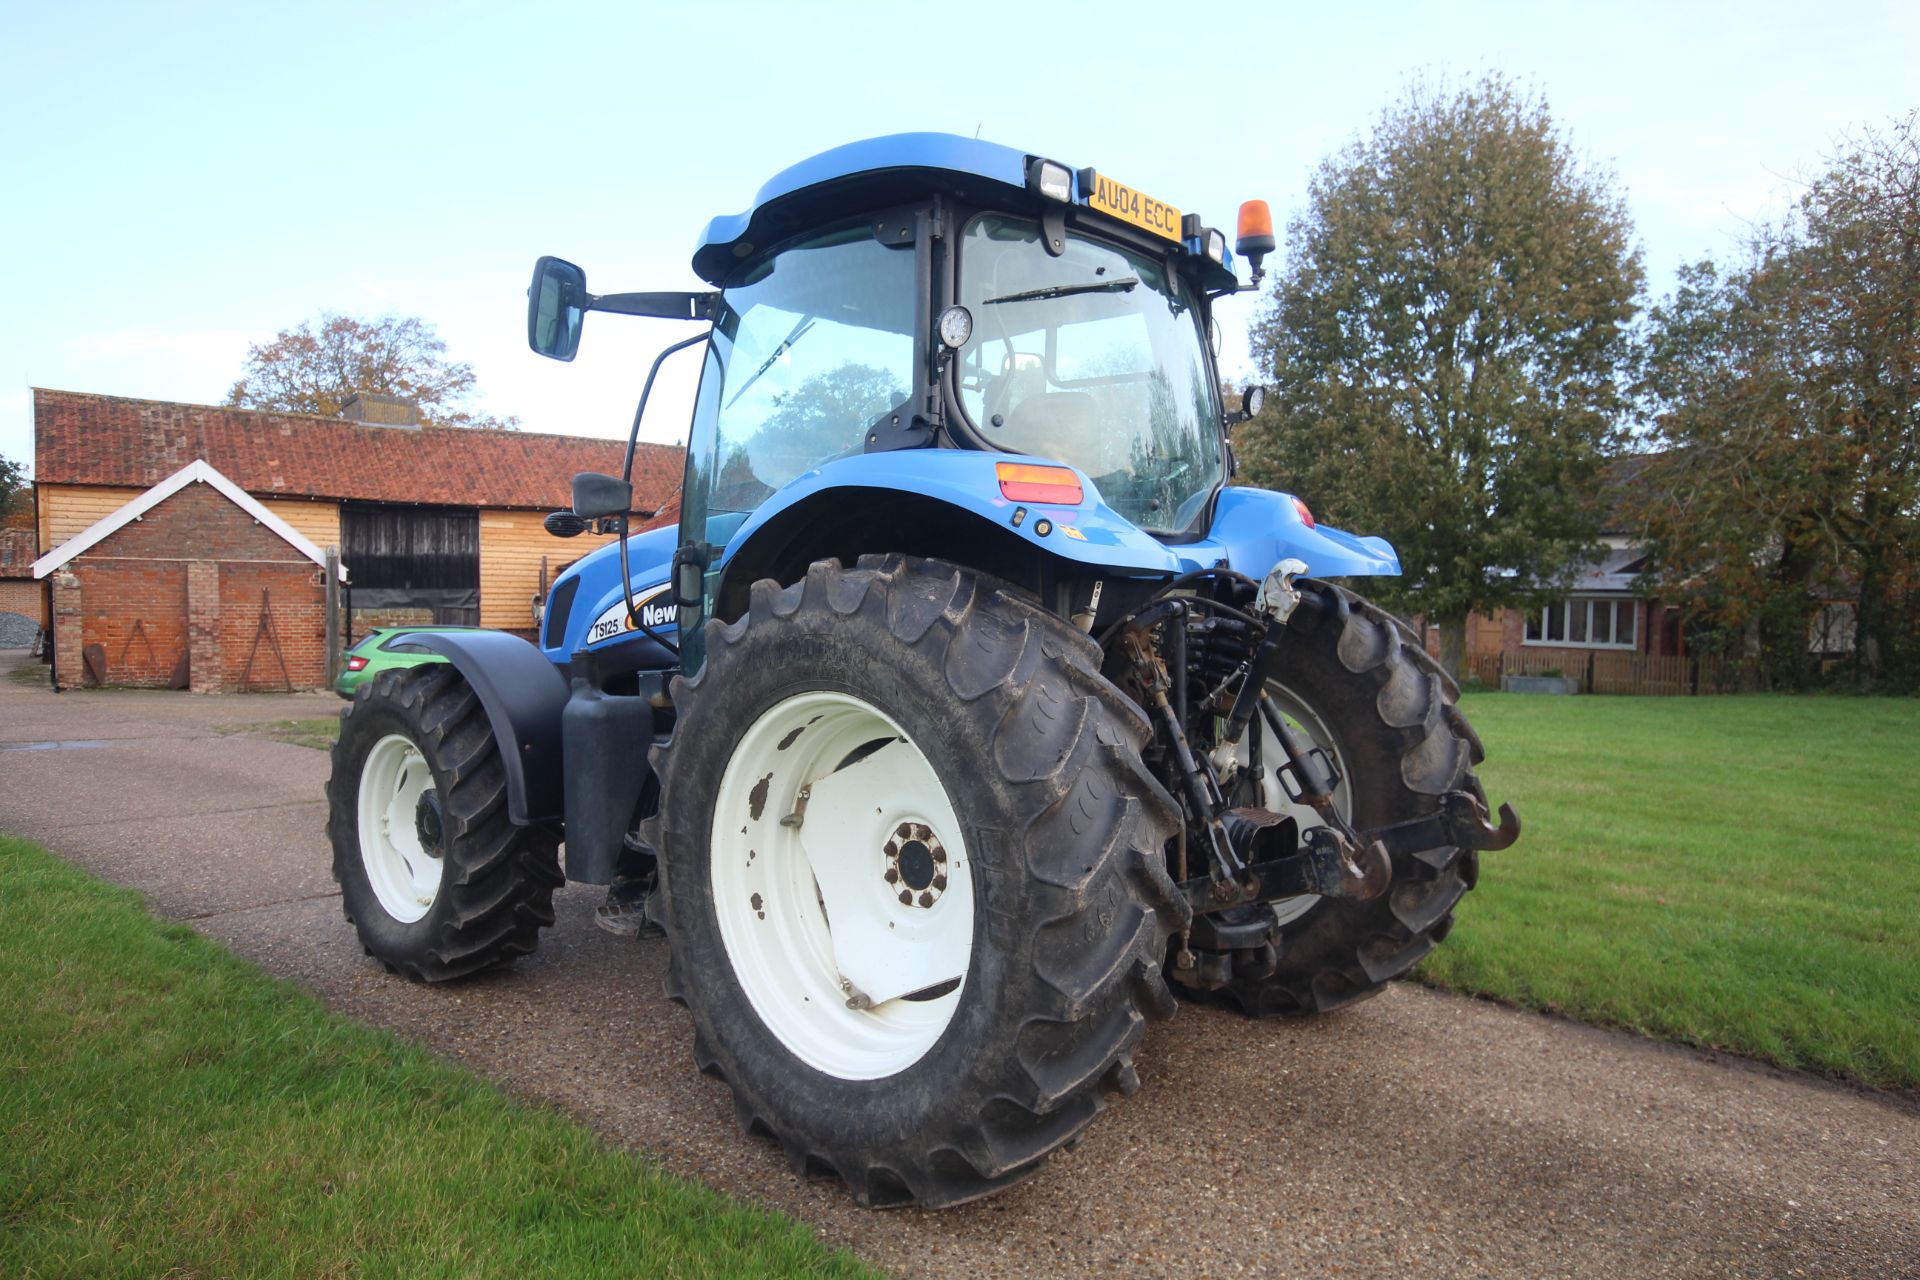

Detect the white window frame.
xmin=1808 ymin=602 xmax=1856 ymax=655
xmin=1523 ymin=595 xmax=1639 ymax=650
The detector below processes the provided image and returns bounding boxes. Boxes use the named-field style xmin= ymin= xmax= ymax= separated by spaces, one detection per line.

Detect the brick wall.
xmin=0 ymin=578 xmax=45 ymax=627
xmin=52 ymin=481 xmax=327 ymax=692
xmin=73 ymin=561 xmax=188 ymax=685
xmin=216 ymin=562 xmax=326 ymax=689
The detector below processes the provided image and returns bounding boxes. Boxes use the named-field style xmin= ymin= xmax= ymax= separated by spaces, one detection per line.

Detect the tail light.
xmin=996 ymin=462 xmax=1084 ymax=505
xmin=345 ymin=655 xmax=369 ymax=671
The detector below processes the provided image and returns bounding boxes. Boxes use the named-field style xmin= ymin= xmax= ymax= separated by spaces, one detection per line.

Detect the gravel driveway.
xmin=1 ymin=649 xmax=1914 ymax=1279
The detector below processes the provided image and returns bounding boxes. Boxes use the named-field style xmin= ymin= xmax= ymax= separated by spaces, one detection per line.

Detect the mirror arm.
xmin=590 ymin=290 xmax=718 ymax=321
xmin=621 ymin=330 xmax=711 ymax=484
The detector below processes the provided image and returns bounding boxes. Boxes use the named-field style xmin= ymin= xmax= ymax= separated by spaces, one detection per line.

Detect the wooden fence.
xmin=1497 ymin=648 xmax=1759 ymax=696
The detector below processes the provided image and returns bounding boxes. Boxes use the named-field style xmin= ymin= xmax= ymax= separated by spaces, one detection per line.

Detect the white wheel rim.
xmin=357 ymin=733 xmax=444 ymax=924
xmin=710 ymin=690 xmax=974 ymax=1080
xmin=1213 ymin=681 xmax=1353 ymax=928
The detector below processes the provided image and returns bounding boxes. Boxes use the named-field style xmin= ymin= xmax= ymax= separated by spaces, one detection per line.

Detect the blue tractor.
xmin=325 ymin=134 xmax=1519 ymax=1208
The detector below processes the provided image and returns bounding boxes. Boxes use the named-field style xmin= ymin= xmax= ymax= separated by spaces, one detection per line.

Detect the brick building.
xmin=27 ymin=389 xmax=681 ymax=692
xmin=1458 ymin=533 xmax=1686 ymax=685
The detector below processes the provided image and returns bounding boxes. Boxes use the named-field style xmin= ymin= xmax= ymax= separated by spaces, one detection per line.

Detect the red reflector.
xmin=996 ymin=462 xmax=1083 ymax=505
xmin=346 ymin=655 xmax=369 ymax=671
xmin=1292 ymin=496 xmax=1315 ymax=528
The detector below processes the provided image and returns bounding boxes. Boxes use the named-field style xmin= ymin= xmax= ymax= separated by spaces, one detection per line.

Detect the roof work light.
xmin=1027 ymin=158 xmax=1073 ymax=202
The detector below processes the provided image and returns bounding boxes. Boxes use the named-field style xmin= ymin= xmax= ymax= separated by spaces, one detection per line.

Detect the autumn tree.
xmin=1241 ymin=74 xmax=1643 ymax=679
xmin=227 ymin=313 xmax=519 ymax=430
xmin=1633 ymin=114 xmax=1920 ymax=688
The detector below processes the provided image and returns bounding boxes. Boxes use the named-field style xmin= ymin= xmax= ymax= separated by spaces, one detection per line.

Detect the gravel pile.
xmin=0 ymin=611 xmax=40 ymax=648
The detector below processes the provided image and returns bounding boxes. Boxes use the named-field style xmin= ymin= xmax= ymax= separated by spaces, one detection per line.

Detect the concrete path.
xmin=2 ymin=649 xmax=1915 ymax=1279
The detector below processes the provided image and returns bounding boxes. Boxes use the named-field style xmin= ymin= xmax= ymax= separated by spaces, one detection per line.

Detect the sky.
xmin=2 ymin=1 xmax=1916 ymax=477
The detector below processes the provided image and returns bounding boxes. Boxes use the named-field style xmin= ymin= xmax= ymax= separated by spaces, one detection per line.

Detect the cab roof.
xmin=692 ymin=133 xmax=1035 ymax=285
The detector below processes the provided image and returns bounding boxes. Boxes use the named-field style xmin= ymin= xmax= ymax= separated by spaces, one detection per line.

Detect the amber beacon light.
xmin=1236 ymin=199 xmax=1275 ymax=284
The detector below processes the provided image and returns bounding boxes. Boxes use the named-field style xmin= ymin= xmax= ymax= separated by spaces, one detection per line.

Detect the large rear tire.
xmin=1191 ymin=581 xmax=1484 ymax=1016
xmin=648 ymin=556 xmax=1186 ymax=1207
xmin=327 ymin=665 xmax=562 ymax=982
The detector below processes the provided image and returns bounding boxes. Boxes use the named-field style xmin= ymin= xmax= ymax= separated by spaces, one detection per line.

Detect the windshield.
xmin=676 ymin=225 xmax=917 ymax=672
xmin=955 ymin=215 xmax=1225 ymax=533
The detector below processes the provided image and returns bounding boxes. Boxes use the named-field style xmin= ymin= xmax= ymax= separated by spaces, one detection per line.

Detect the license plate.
xmin=1083 ymin=171 xmax=1182 ymax=242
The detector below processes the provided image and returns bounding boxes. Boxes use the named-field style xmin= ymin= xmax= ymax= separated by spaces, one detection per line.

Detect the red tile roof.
xmin=33 ymin=389 xmax=684 ymax=512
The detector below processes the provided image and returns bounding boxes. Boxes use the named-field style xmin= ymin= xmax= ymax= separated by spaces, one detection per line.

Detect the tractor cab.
xmin=530 ymin=135 xmax=1263 ymax=673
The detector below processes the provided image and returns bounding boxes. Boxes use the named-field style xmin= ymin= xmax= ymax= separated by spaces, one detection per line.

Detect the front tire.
xmin=327 ymin=665 xmax=562 ymax=982
xmin=649 ymin=556 xmax=1186 ymax=1208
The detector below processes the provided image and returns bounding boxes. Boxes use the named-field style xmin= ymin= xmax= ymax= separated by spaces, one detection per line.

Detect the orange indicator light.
xmin=1291 ymin=495 xmax=1316 ymax=528
xmin=996 ymin=462 xmax=1084 ymax=506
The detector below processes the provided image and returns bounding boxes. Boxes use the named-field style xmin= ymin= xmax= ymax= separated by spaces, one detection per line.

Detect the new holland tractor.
xmin=325 ymin=133 xmax=1519 ymax=1209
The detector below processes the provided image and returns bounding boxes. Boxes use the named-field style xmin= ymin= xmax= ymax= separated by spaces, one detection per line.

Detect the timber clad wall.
xmin=39 ymin=485 xmax=342 ymax=557
xmin=480 ymin=511 xmax=614 ymax=631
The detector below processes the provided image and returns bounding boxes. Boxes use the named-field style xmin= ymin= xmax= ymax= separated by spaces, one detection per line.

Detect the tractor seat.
xmin=1001 ymin=391 xmax=1110 ymax=469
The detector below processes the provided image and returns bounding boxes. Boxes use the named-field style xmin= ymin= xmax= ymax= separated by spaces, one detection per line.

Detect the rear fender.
xmin=392 ymin=631 xmax=568 ymax=825
xmin=713 ymin=451 xmax=1185 ymax=618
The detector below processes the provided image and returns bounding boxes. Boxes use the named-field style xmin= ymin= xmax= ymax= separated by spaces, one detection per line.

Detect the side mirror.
xmin=528 ymin=256 xmax=588 ymax=361
xmin=571 ymin=472 xmax=632 ymax=519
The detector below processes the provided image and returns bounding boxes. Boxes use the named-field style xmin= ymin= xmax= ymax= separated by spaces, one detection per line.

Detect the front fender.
xmin=392 ymin=630 xmax=568 ymax=824
xmin=1197 ymin=487 xmax=1401 ymax=579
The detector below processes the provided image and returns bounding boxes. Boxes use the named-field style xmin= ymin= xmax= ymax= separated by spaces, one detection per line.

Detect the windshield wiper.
xmin=725 ymin=315 xmax=816 ymax=409
xmin=983 ymin=276 xmax=1139 ymax=305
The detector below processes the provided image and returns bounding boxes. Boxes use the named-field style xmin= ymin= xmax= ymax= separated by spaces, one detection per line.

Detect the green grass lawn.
xmin=8 ymin=659 xmax=51 ymax=688
xmin=218 ymin=716 xmax=342 ymax=750
xmin=0 ymin=834 xmax=878 ymax=1280
xmin=1421 ymin=693 xmax=1920 ymax=1091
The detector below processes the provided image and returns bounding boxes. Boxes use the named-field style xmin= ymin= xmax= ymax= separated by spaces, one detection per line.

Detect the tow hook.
xmin=1360 ymin=789 xmax=1523 ymax=858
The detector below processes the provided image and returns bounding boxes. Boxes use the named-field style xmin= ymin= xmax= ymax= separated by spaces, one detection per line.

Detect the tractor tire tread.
xmin=327 ymin=664 xmax=561 ymax=983
xmin=646 ymin=555 xmax=1180 ymax=1208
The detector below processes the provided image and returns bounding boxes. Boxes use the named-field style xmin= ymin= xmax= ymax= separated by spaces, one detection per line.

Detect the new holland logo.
xmin=585 ymin=584 xmax=676 ymax=645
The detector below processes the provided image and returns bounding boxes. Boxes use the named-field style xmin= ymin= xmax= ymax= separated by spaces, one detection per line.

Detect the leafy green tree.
xmin=1633 ymin=114 xmax=1920 ymax=689
xmin=1241 ymin=74 xmax=1643 ymax=678
xmin=0 ymin=452 xmax=25 ymax=519
xmin=227 ymin=313 xmax=519 ymax=430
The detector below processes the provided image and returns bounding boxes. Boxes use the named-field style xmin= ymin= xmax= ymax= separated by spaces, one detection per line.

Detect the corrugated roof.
xmin=33 ymin=389 xmax=683 ymax=512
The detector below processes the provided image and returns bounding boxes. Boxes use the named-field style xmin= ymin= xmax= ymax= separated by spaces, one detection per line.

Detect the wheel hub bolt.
xmin=883 ymin=822 xmax=948 ymax=908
